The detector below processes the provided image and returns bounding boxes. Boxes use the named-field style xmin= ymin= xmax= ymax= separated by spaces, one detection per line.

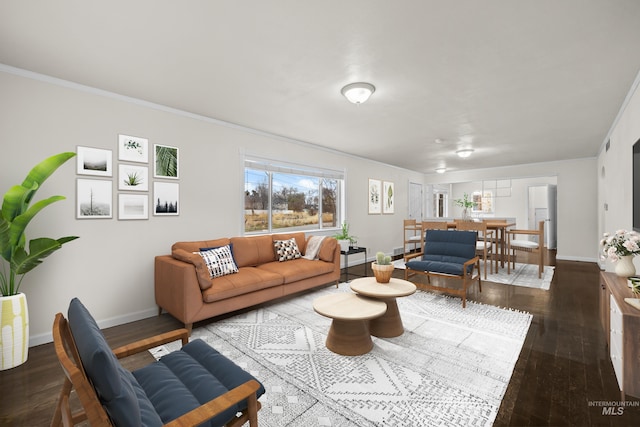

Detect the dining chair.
xmin=455 ymin=220 xmax=496 ymax=279
xmin=507 ymin=220 xmax=545 ymax=278
xmin=403 ymin=219 xmax=420 ymax=256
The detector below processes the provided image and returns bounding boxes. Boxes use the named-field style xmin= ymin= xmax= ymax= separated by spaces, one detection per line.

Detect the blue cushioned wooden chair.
xmin=51 ymin=298 xmax=264 ymax=427
xmin=404 ymin=229 xmax=481 ymax=308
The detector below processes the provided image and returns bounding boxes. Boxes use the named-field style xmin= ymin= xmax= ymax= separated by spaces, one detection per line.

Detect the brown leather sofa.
xmin=154 ymin=232 xmax=340 ymax=332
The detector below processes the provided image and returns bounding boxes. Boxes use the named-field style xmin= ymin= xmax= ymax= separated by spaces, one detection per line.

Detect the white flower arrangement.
xmin=600 ymin=229 xmax=640 ymax=262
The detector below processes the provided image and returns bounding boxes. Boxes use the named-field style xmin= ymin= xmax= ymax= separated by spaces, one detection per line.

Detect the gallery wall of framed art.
xmin=76 ymin=134 xmax=180 ymax=220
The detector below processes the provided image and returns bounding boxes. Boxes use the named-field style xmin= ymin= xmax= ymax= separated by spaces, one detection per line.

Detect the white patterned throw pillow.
xmin=274 ymin=238 xmax=302 ymax=262
xmin=197 ymin=245 xmax=239 ymax=278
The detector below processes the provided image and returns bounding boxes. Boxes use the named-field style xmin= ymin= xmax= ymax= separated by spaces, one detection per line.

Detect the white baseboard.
xmin=555 ymin=255 xmax=599 ymax=263
xmin=29 ymin=307 xmax=159 ymax=347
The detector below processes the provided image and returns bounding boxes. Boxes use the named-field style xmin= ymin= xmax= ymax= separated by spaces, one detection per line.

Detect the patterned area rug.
xmin=393 ymin=259 xmax=554 ymax=290
xmin=152 ymin=283 xmax=532 ymax=426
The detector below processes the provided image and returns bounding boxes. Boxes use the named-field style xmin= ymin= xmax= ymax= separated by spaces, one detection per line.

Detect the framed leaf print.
xmin=368 ymin=179 xmax=381 ymax=214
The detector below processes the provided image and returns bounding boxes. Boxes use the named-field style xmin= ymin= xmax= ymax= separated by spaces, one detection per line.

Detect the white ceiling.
xmin=2 ymin=1 xmax=640 ymax=174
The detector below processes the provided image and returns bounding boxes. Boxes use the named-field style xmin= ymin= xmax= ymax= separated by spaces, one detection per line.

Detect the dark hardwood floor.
xmin=1 ymin=250 xmax=639 ymax=426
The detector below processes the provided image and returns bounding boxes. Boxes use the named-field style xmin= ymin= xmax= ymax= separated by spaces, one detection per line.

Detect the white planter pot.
xmin=338 ymin=239 xmax=350 ymax=252
xmin=0 ymin=293 xmax=29 ymax=370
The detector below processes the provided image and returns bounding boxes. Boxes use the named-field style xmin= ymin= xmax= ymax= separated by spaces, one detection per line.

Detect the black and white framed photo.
xmin=154 ymin=144 xmax=179 ymax=179
xmin=118 ymin=134 xmax=148 ymax=163
xmin=76 ymin=146 xmax=112 ymax=177
xmin=118 ymin=194 xmax=149 ymax=220
xmin=153 ymin=182 xmax=179 ymax=216
xmin=118 ymin=164 xmax=148 ymax=191
xmin=76 ymin=179 xmax=112 ymax=219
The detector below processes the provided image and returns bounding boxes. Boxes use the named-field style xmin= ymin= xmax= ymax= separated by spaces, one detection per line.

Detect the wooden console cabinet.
xmin=599 ymin=271 xmax=640 ymax=398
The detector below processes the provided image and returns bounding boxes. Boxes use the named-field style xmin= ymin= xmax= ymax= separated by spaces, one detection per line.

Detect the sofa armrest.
xmin=112 ymin=328 xmax=190 ymax=359
xmin=155 ymin=255 xmax=206 ymax=329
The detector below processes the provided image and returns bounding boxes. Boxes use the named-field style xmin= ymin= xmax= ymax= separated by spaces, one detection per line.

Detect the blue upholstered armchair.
xmin=51 ymin=298 xmax=264 ymax=426
xmin=404 ymin=229 xmax=481 ymax=308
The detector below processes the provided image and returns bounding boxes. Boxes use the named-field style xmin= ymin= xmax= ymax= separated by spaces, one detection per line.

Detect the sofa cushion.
xmin=318 ymin=237 xmax=337 ymax=262
xmin=197 ymin=245 xmax=239 ymax=278
xmin=271 ymin=232 xmax=307 ymax=254
xmin=172 ymin=248 xmax=214 ymax=290
xmin=201 ymin=267 xmax=284 ymax=303
xmin=406 ymin=259 xmax=473 ymax=276
xmin=68 ymin=298 xmax=161 ymax=426
xmin=181 ymin=339 xmax=266 ymax=409
xmin=230 ymin=235 xmax=275 ymax=267
xmin=258 ymin=258 xmax=336 ymax=283
xmin=424 ymin=229 xmax=477 ymax=260
xmin=274 ymin=238 xmax=302 ymax=262
xmin=133 ymin=341 xmax=237 ymax=426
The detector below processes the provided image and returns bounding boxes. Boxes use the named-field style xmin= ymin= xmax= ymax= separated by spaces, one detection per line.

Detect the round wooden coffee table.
xmin=349 ymin=277 xmax=417 ymax=338
xmin=313 ymin=293 xmax=387 ymax=356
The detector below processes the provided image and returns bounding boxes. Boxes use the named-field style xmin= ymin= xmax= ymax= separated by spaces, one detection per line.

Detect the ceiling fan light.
xmin=456 ymin=148 xmax=474 ymax=158
xmin=341 ymin=82 xmax=375 ymax=104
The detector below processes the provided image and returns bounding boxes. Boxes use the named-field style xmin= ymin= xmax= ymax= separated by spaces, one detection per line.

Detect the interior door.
xmin=409 ymin=182 xmax=422 ymax=220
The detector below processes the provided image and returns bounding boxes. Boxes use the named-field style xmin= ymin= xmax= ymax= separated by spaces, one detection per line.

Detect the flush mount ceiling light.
xmin=341 ymin=82 xmax=376 ymax=104
xmin=456 ymin=148 xmax=474 ymax=158
xmin=435 ymin=167 xmax=446 ymax=174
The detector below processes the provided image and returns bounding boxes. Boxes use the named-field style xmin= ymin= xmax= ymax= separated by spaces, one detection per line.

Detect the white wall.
xmin=597 ymin=77 xmax=640 ymax=273
xmin=0 ymin=69 xmax=424 ymax=345
xmin=425 ymin=158 xmax=598 ymax=263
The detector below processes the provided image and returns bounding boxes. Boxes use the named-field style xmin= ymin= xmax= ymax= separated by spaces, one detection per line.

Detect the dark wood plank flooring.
xmin=1 ymin=251 xmax=640 ymax=426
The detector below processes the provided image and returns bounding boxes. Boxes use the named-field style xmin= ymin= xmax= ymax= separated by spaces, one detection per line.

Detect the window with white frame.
xmin=244 ymin=157 xmax=344 ymax=234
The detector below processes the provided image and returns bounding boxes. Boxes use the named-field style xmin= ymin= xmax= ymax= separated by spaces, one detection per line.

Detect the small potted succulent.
xmin=371 ymin=251 xmax=394 ymax=283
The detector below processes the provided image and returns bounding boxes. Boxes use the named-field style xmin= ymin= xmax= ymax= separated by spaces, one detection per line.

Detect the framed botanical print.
xmin=154 ymin=144 xmax=179 ymax=179
xmin=368 ymin=179 xmax=381 ymax=214
xmin=118 ymin=164 xmax=148 ymax=191
xmin=118 ymin=134 xmax=149 ymax=163
xmin=383 ymin=181 xmax=395 ymax=214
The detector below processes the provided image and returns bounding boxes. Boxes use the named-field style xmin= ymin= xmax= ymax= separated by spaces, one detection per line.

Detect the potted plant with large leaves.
xmin=0 ymin=152 xmax=78 ymax=369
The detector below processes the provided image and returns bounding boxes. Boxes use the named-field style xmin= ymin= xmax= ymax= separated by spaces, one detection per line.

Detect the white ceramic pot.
xmin=615 ymin=255 xmax=637 ymax=278
xmin=0 ymin=293 xmax=29 ymax=370
xmin=338 ymin=239 xmax=350 ymax=252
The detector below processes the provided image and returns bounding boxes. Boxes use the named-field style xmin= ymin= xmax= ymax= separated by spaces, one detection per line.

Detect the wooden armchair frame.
xmin=51 ymin=313 xmax=261 ymax=427
xmin=507 ymin=220 xmax=545 ymax=278
xmin=405 ymin=251 xmax=481 ymax=308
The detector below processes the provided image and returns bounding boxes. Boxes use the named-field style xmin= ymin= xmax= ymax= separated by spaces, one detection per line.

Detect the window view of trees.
xmin=244 ymin=167 xmax=341 ymax=233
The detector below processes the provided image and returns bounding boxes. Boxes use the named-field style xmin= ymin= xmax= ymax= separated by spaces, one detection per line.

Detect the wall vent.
xmin=393 ymin=247 xmax=404 ymax=256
